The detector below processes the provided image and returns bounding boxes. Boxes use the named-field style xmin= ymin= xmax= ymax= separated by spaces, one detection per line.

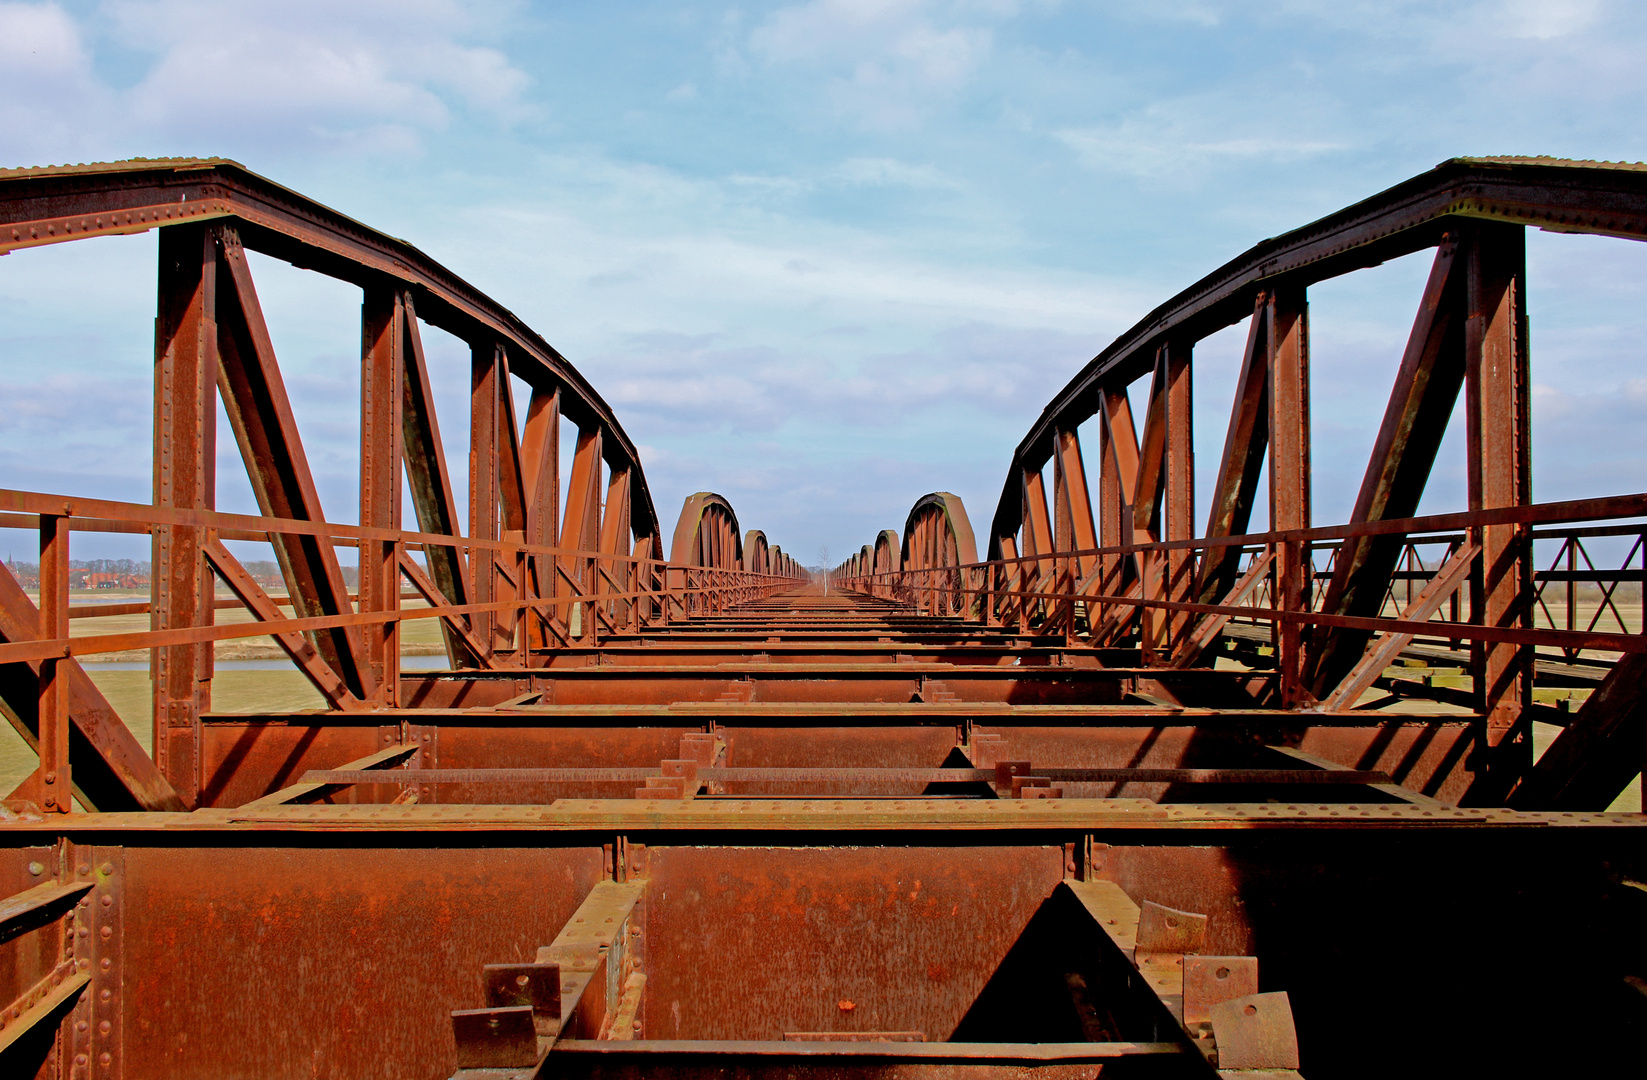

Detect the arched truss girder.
xmin=846 ymin=529 xmax=906 ymax=601
xmin=744 ymin=531 xmax=770 ymax=575
xmin=671 ymin=493 xmax=743 ymax=570
xmin=0 ymin=158 xmax=661 ymax=541
xmin=0 ymin=158 xmax=803 ymax=808
xmin=989 ymin=155 xmax=1647 ymax=550
xmin=890 ymin=493 xmax=979 ymax=615
xmin=963 ymin=156 xmax=1647 ymax=807
xmin=903 ymin=493 xmax=980 ymax=569
xmin=874 ymin=530 xmax=902 ymax=575
xmin=0 ymin=158 xmax=670 ymax=694
xmin=839 ymin=158 xmax=1647 ymax=808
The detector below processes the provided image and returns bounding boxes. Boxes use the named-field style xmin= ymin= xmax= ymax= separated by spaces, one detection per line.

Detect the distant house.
xmin=79 ymin=572 xmax=148 ymax=590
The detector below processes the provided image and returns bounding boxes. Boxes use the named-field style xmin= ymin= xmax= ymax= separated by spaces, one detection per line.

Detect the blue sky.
xmin=3 ymin=0 xmax=1647 ymax=567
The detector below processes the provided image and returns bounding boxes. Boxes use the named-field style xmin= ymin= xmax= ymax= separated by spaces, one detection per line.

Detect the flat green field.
xmin=3 ymin=587 xmax=451 ymax=805
xmin=0 ymin=667 xmax=328 ymax=807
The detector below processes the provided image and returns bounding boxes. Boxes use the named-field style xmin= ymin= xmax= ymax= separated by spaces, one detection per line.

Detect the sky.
xmin=2 ymin=0 xmax=1647 ymax=569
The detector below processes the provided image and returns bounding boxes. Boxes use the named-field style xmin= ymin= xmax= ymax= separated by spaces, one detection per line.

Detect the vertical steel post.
xmin=1164 ymin=344 xmax=1195 ymax=650
xmin=153 ymin=224 xmax=217 ymax=805
xmin=1268 ymin=284 xmax=1311 ymax=707
xmin=562 ymin=428 xmax=603 ymax=637
xmin=1098 ymin=387 xmax=1143 ymax=648
xmin=1136 ymin=357 xmax=1170 ymax=661
xmin=469 ymin=341 xmax=503 ymax=661
xmin=1022 ymin=469 xmax=1052 ymax=626
xmin=401 ymin=304 xmax=472 ymax=667
xmin=997 ymin=535 xmax=1021 ymax=630
xmin=1465 ymin=222 xmax=1532 ymax=794
xmin=1096 ymin=410 xmax=1124 ymax=641
xmin=38 ymin=513 xmax=69 ymax=813
xmin=601 ymin=467 xmax=632 ymax=630
xmin=1054 ymin=428 xmax=1097 ymax=642
xmin=361 ymin=286 xmax=405 ymax=703
xmin=521 ymin=389 xmax=561 ymax=653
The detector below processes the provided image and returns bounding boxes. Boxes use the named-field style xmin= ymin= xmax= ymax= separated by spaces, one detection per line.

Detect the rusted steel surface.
xmin=3 ymin=157 xmax=1647 ymax=1080
xmin=116 ymin=844 xmax=604 ymax=1079
xmin=643 ymin=845 xmax=1062 ymax=1042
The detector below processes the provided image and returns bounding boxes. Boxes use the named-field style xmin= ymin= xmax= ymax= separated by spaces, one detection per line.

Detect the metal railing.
xmin=835 ymin=493 xmax=1647 ymax=667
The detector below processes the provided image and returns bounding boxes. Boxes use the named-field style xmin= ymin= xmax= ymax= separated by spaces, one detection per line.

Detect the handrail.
xmin=836 ymin=495 xmax=1647 ymax=660
xmin=0 ymin=485 xmax=804 ymax=668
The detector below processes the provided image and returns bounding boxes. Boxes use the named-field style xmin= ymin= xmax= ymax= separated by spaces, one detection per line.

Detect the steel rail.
xmin=550 ymin=1039 xmax=1188 ymax=1061
xmin=299 ymin=767 xmax=1394 ymax=785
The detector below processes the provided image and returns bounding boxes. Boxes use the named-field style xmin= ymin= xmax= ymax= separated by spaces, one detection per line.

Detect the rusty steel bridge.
xmin=0 ymin=157 xmax=1644 ymax=1079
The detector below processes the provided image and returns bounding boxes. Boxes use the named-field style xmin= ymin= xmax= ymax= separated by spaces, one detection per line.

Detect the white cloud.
xmin=0 ymin=0 xmax=532 ymax=164
xmin=0 ymin=3 xmax=106 ymax=163
xmin=109 ymin=0 xmax=532 ymax=143
xmin=593 ymin=322 xmax=1092 ymax=439
xmin=1056 ymin=95 xmax=1346 ymax=182
xmin=830 ymin=156 xmax=957 ymax=188
xmin=1097 ymin=0 xmax=1220 ymax=27
xmin=1495 ymin=0 xmax=1606 ymax=40
xmin=748 ymin=0 xmax=1003 ymax=128
xmin=0 ymin=1 xmax=84 ymax=73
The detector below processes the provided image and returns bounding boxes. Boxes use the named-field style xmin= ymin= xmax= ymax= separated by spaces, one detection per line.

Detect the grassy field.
xmin=54 ymin=589 xmax=447 ymax=661
xmin=0 ymin=667 xmax=328 ymax=808
xmin=2 ymin=588 xmax=449 ymax=804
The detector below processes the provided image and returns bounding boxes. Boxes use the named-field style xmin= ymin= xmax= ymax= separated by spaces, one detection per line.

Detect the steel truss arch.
xmin=840 ymin=156 xmax=1647 ymax=809
xmin=671 ymin=493 xmax=744 ymax=570
xmin=0 ymin=158 xmax=805 ymax=809
xmin=900 ymin=493 xmax=979 ymax=615
xmin=744 ymin=531 xmax=770 ymax=575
